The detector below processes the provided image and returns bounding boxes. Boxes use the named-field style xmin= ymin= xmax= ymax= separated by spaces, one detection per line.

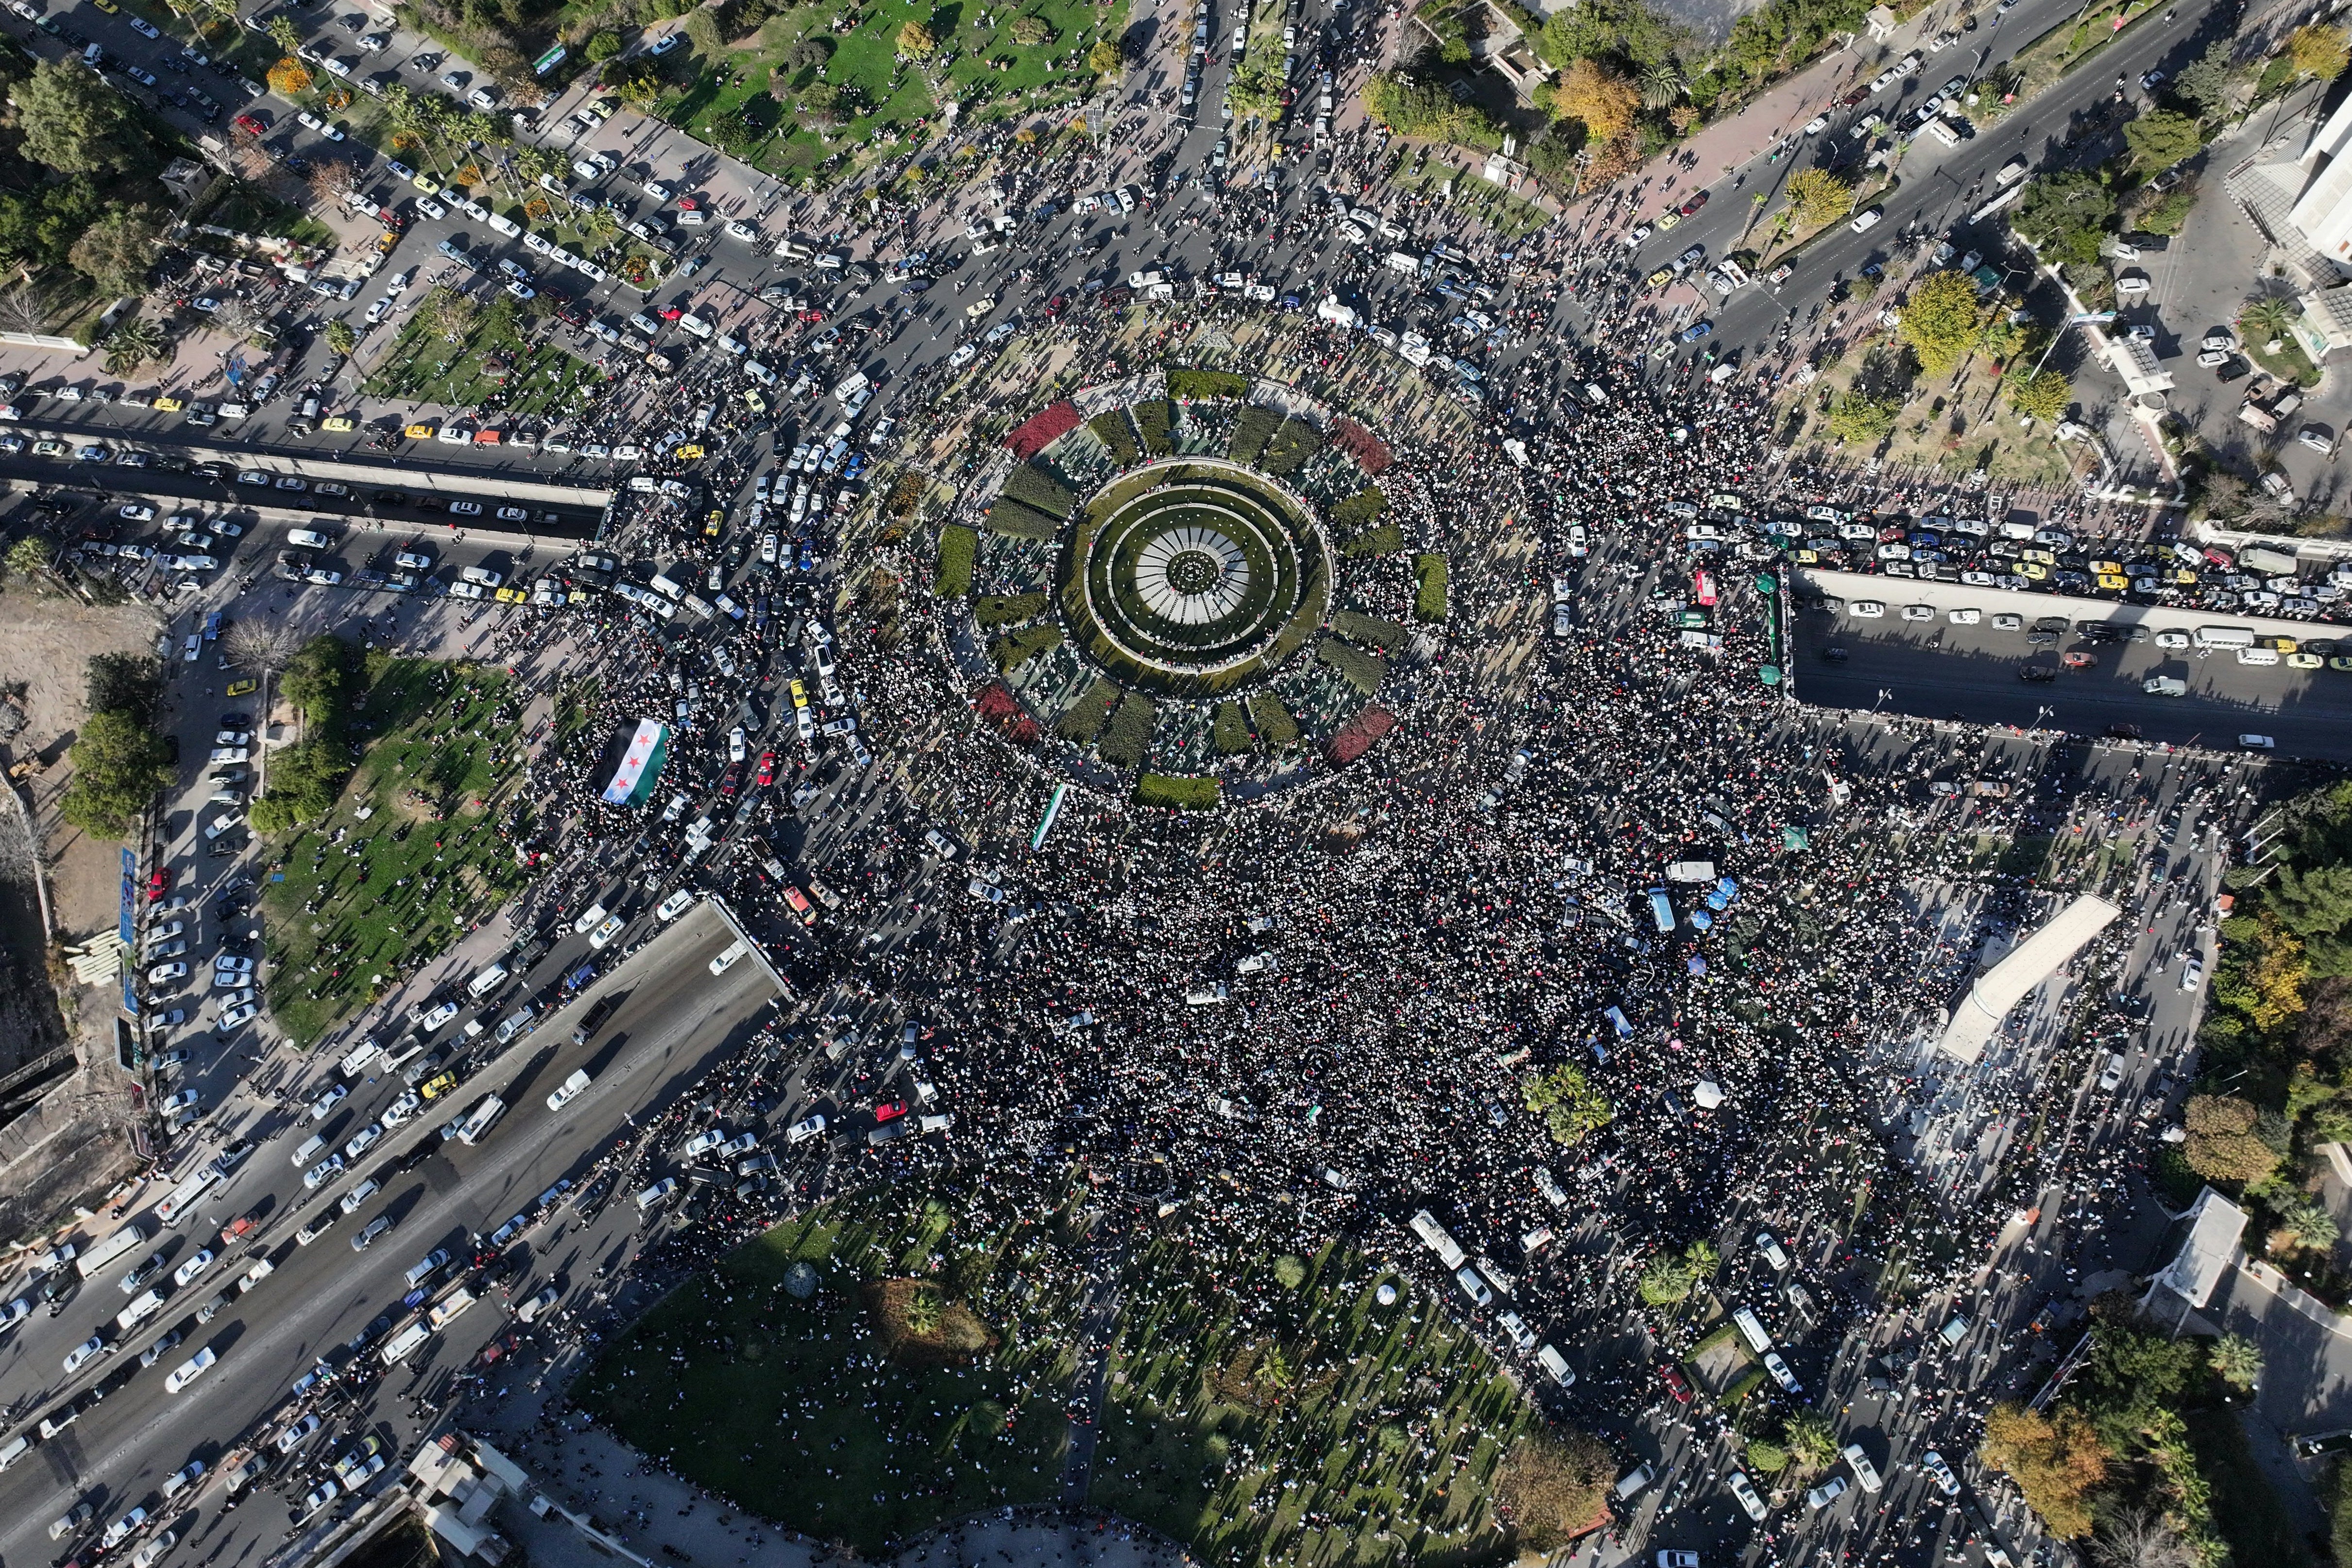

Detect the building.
xmin=2229 ymin=91 xmax=2352 ymax=283
xmin=1936 ymin=894 xmax=2120 ymax=1062
xmin=2291 ymin=284 xmax=2352 ymax=362
xmin=404 ymin=1432 xmax=522 ymax=1564
xmin=2140 ymin=1186 xmax=2246 ymax=1329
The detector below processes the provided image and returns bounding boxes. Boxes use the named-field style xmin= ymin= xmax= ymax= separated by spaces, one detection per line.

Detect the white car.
xmin=588 ymin=914 xmax=625 ymax=949
xmin=148 ymin=961 xmax=188 ymax=985
xmin=101 ymin=1509 xmax=148 ymax=1550
xmin=1920 ymin=1449 xmax=1960 ymax=1496
xmin=340 ymin=1177 xmax=382 ymax=1213
xmin=166 ymin=1347 xmax=216 ymax=1392
xmin=379 ymin=1088 xmax=422 ymax=1126
xmin=420 ymin=1000 xmax=461 ymax=1032
xmin=343 ymin=1125 xmax=382 ymax=1160
xmin=309 ymin=1083 xmax=348 ymax=1121
xmin=275 ymin=1414 xmax=322 ymax=1453
xmin=681 ymin=1127 xmax=727 ymax=1158
xmin=1848 ymin=601 xmax=1886 ymax=618
xmin=785 ymin=1113 xmax=827 ymax=1144
xmin=1727 ymin=1469 xmax=1768 ymax=1520
xmin=2181 ymin=958 xmax=2205 ymax=992
xmin=132 ymin=1532 xmax=178 ymax=1568
xmin=63 ymin=1334 xmax=106 ymax=1374
xmin=171 ymin=1249 xmax=216 ymax=1288
xmin=218 ymin=1001 xmax=259 ymax=1029
xmin=303 ymin=1154 xmax=345 ymax=1190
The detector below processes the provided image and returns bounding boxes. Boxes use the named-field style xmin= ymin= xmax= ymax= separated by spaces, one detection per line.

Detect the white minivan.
xmin=466 ymin=961 xmax=510 ymax=999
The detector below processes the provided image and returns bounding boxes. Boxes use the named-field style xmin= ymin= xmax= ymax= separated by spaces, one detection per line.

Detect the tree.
xmin=898 ymin=18 xmax=937 ymax=54
xmin=1010 ymin=16 xmax=1054 ymax=45
xmin=1782 ymin=1412 xmax=1839 ymax=1475
xmin=69 ymin=207 xmax=159 ymax=296
xmin=1897 ymin=270 xmax=1986 ymax=377
xmin=1493 ymin=1431 xmax=1615 ymax=1551
xmin=1522 ymin=1063 xmax=1612 ymax=1146
xmin=267 ymin=57 xmax=313 ymax=96
xmin=5 ymin=534 xmax=56 ymax=586
xmin=1552 ymin=58 xmax=1640 ymax=145
xmin=584 ymin=28 xmax=623 ymax=62
xmin=2204 ymin=1333 xmax=2261 ymax=1395
xmin=785 ymin=36 xmax=835 ymax=73
xmin=1979 ymin=1403 xmax=2108 ymax=1538
xmin=306 ymin=159 xmax=361 ymax=205
xmin=602 ymin=56 xmax=664 ymax=103
xmin=2169 ymin=39 xmax=2234 ymax=116
xmin=2240 ymin=295 xmax=2295 ymax=346
xmin=2291 ymin=23 xmax=2352 ymax=82
xmin=902 ymin=1284 xmax=943 ymax=1336
xmin=2092 ymin=1509 xmax=2199 ymax=1568
xmin=2183 ymin=1093 xmax=2280 ymax=1184
xmin=1978 ymin=315 xmax=2037 ymax=365
xmin=800 ymin=82 xmax=846 ymax=130
xmin=7 ymin=61 xmax=134 ymax=173
xmin=682 ymin=7 xmax=722 ymax=57
xmin=428 ymin=286 xmax=478 ymax=342
xmin=1088 ymin=37 xmax=1122 ymax=73
xmin=58 ymin=710 xmax=173 ymax=839
xmin=1826 ymin=390 xmax=1898 ymax=446
xmin=102 ymin=313 xmax=166 ymax=375
xmin=1361 ymin=72 xmax=1503 ymax=148
xmin=2123 ymin=108 xmax=2205 ymax=173
xmin=266 ymin=13 xmax=302 ymax=55
xmin=0 ymin=283 xmax=51 ymax=335
xmin=1782 ymin=167 xmax=1852 ymax=230
xmin=1638 ymin=62 xmax=1684 ymax=108
xmin=224 ymin=619 xmax=304 ymax=676
xmin=2008 ymin=370 xmax=2071 ymax=423
xmin=85 ymin=652 xmax=160 ymax=721
xmin=1637 ymin=1253 xmax=1695 ymax=1304
xmin=324 ymin=319 xmax=357 ymax=357
xmin=2012 ymin=171 xmax=2115 ymax=267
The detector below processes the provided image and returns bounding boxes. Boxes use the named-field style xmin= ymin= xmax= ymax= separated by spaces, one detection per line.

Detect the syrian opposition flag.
xmin=601 ymin=720 xmax=671 ymax=807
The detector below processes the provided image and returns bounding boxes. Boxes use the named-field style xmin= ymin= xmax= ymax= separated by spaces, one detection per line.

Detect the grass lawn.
xmin=1389 ymin=162 xmax=1549 ymax=240
xmin=361 ymin=293 xmax=603 ymax=419
xmin=260 ymin=656 xmax=538 ymax=1046
xmin=1788 ymin=350 xmax=2081 ymax=490
xmin=575 ymin=1181 xmax=1079 ymax=1555
xmin=1089 ymin=1239 xmax=1523 ymax=1567
xmin=639 ymin=0 xmax=1125 ymax=186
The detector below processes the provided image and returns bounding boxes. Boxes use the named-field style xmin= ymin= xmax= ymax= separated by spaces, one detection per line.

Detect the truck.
xmin=426 ymin=1287 xmax=477 ymax=1331
xmin=1995 ymin=154 xmax=2030 ymax=186
xmin=378 ymin=1319 xmax=431 ymax=1365
xmin=153 ymin=1166 xmax=223 ymax=1228
xmin=1409 ymin=1209 xmax=1468 ymax=1270
xmin=75 ymin=1223 xmax=149 ymax=1280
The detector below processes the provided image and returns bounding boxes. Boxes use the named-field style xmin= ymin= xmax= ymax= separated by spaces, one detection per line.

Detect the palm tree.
xmin=103 ymin=314 xmax=166 ymax=375
xmin=1682 ymin=1239 xmax=1720 ymax=1279
xmin=1640 ymin=62 xmax=1685 ymax=108
xmin=2208 ymin=1333 xmax=2263 ymax=1393
xmin=580 ymin=206 xmax=621 ymax=244
xmin=324 ymin=319 xmax=357 ymax=357
xmin=265 ymin=13 xmax=301 ymax=57
xmin=2240 ymin=295 xmax=2294 ymax=346
xmin=1637 ymin=1253 xmax=1696 ymax=1305
xmin=1782 ymin=1412 xmax=1840 ymax=1476
xmin=5 ymin=535 xmax=56 ymax=584
xmin=902 ymin=1285 xmax=943 ymax=1336
xmin=459 ymin=111 xmax=503 ymax=151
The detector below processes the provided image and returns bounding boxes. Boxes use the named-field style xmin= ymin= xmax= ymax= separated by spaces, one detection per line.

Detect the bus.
xmin=153 ymin=1166 xmax=222 ymax=1228
xmin=75 ymin=1223 xmax=149 ymax=1279
xmin=1694 ymin=570 xmax=1718 ymax=607
xmin=1646 ymin=888 xmax=1676 ymax=934
xmin=1409 ymin=1210 xmax=1467 ymax=1270
xmin=454 ymin=1095 xmax=506 ymax=1147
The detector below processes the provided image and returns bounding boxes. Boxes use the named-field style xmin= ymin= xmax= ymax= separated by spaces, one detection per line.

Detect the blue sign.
xmin=224 ymin=350 xmax=247 ymax=389
xmin=118 ymin=847 xmax=136 ymax=947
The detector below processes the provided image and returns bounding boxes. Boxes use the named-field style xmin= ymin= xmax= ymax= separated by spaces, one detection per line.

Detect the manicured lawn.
xmin=361 ymin=294 xmax=603 ymax=419
xmin=575 ymin=1183 xmax=1075 ymax=1555
xmin=259 ymin=657 xmax=539 ymax=1046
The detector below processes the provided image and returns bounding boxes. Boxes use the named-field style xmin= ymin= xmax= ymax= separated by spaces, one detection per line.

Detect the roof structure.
xmin=1936 ymin=894 xmax=2120 ymax=1062
xmin=2149 ymin=1188 xmax=2247 ymax=1312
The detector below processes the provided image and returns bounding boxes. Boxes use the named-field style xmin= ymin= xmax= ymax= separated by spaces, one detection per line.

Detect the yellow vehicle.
xmin=1645 ymin=267 xmax=1673 ymax=290
xmin=2169 ymin=568 xmax=2199 ymax=586
xmin=412 ymin=171 xmax=441 ymax=193
xmin=703 ymin=510 xmax=723 ymax=537
xmin=494 ymin=585 xmax=529 ymax=603
xmin=2096 ymin=573 xmax=2127 ymax=592
xmin=225 ymin=678 xmax=257 ymax=698
xmin=2289 ymin=651 xmax=2324 ymax=669
xmin=789 ymin=679 xmax=808 ymax=711
xmin=90 ymin=0 xmax=116 ymax=11
xmin=153 ymin=396 xmax=185 ymax=412
xmin=1655 ymin=210 xmax=1682 ymax=231
xmin=420 ymin=1072 xmax=459 ymax=1100
xmin=2015 ymin=561 xmax=2049 ymax=581
xmin=2265 ymin=635 xmax=2300 ymax=653
xmin=2019 ymin=547 xmax=2056 ymax=565
xmin=404 ymin=423 xmax=434 ymax=439
xmin=742 ymin=388 xmax=768 ymax=413
xmin=2089 ymin=559 xmax=2123 ymax=576
xmin=674 ymin=443 xmax=704 ymax=460
xmin=1792 ymin=548 xmax=1820 ymax=565
xmin=323 ymin=416 xmax=355 ymax=432
xmin=375 ymin=232 xmax=398 ymax=255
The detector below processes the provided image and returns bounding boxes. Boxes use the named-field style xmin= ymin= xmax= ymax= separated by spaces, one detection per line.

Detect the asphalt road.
xmin=0 ymin=902 xmax=780 ymax=1564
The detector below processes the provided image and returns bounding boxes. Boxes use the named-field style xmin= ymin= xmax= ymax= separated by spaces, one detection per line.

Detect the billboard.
xmin=600 ymin=720 xmax=670 ymax=807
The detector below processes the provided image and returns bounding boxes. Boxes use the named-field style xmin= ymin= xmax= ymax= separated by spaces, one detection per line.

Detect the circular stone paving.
xmin=1064 ymin=462 xmax=1332 ymax=696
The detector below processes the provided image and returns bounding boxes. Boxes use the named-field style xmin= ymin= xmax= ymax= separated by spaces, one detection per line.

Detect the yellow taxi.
xmin=420 ymin=1072 xmax=459 ymax=1100
xmin=2169 ymin=568 xmax=2199 ymax=586
xmin=674 ymin=443 xmax=704 ymax=460
xmin=404 ymin=423 xmax=434 ymax=440
xmin=322 ymin=415 xmax=356 ymax=432
xmin=412 ymin=171 xmax=441 ymax=193
xmin=2289 ymin=651 xmax=2325 ymax=669
xmin=742 ymin=388 xmax=768 ymax=413
xmin=789 ymin=679 xmax=809 ymax=711
xmin=1792 ymin=548 xmax=1820 ymax=565
xmin=703 ymin=509 xmax=723 ymax=537
xmin=2015 ymin=561 xmax=2049 ymax=581
xmin=2265 ymin=635 xmax=2300 ymax=653
xmin=2095 ymin=573 xmax=2128 ymax=592
xmin=375 ymin=232 xmax=398 ymax=255
xmin=153 ymin=396 xmax=185 ymax=412
xmin=494 ymin=584 xmax=529 ymax=603
xmin=90 ymin=0 xmax=116 ymax=11
xmin=1655 ymin=210 xmax=1682 ymax=231
xmin=2019 ymin=547 xmax=2056 ymax=565
xmin=2089 ymin=558 xmax=2123 ymax=576
xmin=225 ymin=678 xmax=257 ymax=698
xmin=1645 ymin=267 xmax=1674 ymax=290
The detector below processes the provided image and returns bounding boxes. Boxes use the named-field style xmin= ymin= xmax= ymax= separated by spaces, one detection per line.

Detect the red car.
xmin=659 ymin=304 xmax=684 ymax=321
xmin=1660 ymin=1364 xmax=1692 ymax=1404
xmin=755 ymin=750 xmax=776 ymax=787
xmin=1678 ymin=191 xmax=1709 ymax=217
xmin=233 ymin=113 xmax=267 ymax=136
xmin=874 ymin=1100 xmax=907 ymax=1123
xmin=147 ymin=869 xmax=172 ymax=902
xmin=2061 ymin=651 xmax=2096 ymax=669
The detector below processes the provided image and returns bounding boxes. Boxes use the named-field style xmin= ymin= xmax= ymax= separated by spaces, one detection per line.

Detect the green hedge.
xmin=1098 ymin=691 xmax=1158 ymax=767
xmin=990 ymin=624 xmax=1063 ymax=671
xmin=1135 ymin=773 xmax=1223 ymax=809
xmin=1414 ymin=553 xmax=1449 ymax=622
xmin=1134 ymin=399 xmax=1173 ymax=456
xmin=1227 ymin=405 xmax=1280 ymax=464
xmin=1329 ymin=486 xmax=1388 ymax=532
xmin=1330 ymin=609 xmax=1409 ymax=651
xmin=975 ymin=591 xmax=1049 ymax=629
xmin=1341 ymin=520 xmax=1405 ymax=557
xmin=1317 ymin=637 xmax=1387 ymax=695
xmin=1249 ymin=691 xmax=1300 ymax=748
xmin=1260 ymin=418 xmax=1325 ymax=477
xmin=1168 ymin=369 xmax=1251 ymax=400
xmin=1211 ymin=700 xmax=1253 ymax=754
xmin=986 ymin=500 xmax=1063 ymax=541
xmin=1056 ymin=678 xmax=1120 ymax=742
xmin=935 ymin=525 xmax=977 ymax=597
xmin=1090 ymin=409 xmax=1141 ymax=466
xmin=1000 ymin=463 xmax=1076 ymax=518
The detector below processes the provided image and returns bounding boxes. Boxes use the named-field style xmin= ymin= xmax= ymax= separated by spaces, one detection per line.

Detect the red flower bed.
xmin=1329 ymin=417 xmax=1392 ymax=476
xmin=971 ymin=682 xmax=1040 ymax=746
xmin=1328 ymin=705 xmax=1395 ymax=766
xmin=1005 ymin=400 xmax=1082 ymax=460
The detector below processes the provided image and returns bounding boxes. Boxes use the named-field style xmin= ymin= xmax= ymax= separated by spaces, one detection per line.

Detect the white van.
xmin=1535 ymin=1344 xmax=1575 ymax=1387
xmin=291 ymin=1133 xmax=326 ymax=1167
xmin=116 ymin=1289 xmax=167 ymax=1334
xmin=287 ymin=528 xmax=334 ymax=549
xmin=2194 ymin=624 xmax=2256 ymax=650
xmin=0 ymin=1434 xmax=31 ymax=1471
xmin=466 ymin=960 xmax=510 ymax=999
xmin=454 ymin=1095 xmax=505 ymax=1146
xmin=636 ymin=1177 xmax=678 ymax=1213
xmin=1732 ymin=1305 xmax=1773 ymax=1355
xmin=377 ymin=1320 xmax=430 ymax=1365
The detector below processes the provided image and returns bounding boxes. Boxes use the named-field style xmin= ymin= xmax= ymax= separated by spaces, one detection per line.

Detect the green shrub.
xmin=990 ymin=624 xmax=1063 ymax=671
xmin=1000 ymin=464 xmax=1075 ymax=518
xmin=1057 ymin=678 xmax=1120 ymax=742
xmin=1168 ymin=369 xmax=1250 ymax=400
xmin=1414 ymin=553 xmax=1449 ymax=621
xmin=935 ymin=525 xmax=977 ymax=597
xmin=1317 ymin=637 xmax=1386 ymax=695
xmin=1341 ymin=520 xmax=1405 ymax=557
xmin=1330 ymin=609 xmax=1409 ymax=651
xmin=1211 ymin=700 xmax=1253 ymax=754
xmin=1329 ymin=486 xmax=1388 ymax=532
xmin=1089 ymin=409 xmax=1141 ymax=465
xmin=985 ymin=500 xmax=1063 ymax=540
xmin=1227 ymin=405 xmax=1281 ymax=463
xmin=1134 ymin=773 xmax=1221 ymax=808
xmin=57 ymin=709 xmax=173 ymax=839
xmin=1249 ymin=691 xmax=1300 ymax=748
xmin=1260 ymin=418 xmax=1325 ymax=476
xmin=975 ymin=591 xmax=1049 ymax=629
xmin=1134 ymin=399 xmax=1173 ymax=455
xmin=1098 ymin=691 xmax=1158 ymax=767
